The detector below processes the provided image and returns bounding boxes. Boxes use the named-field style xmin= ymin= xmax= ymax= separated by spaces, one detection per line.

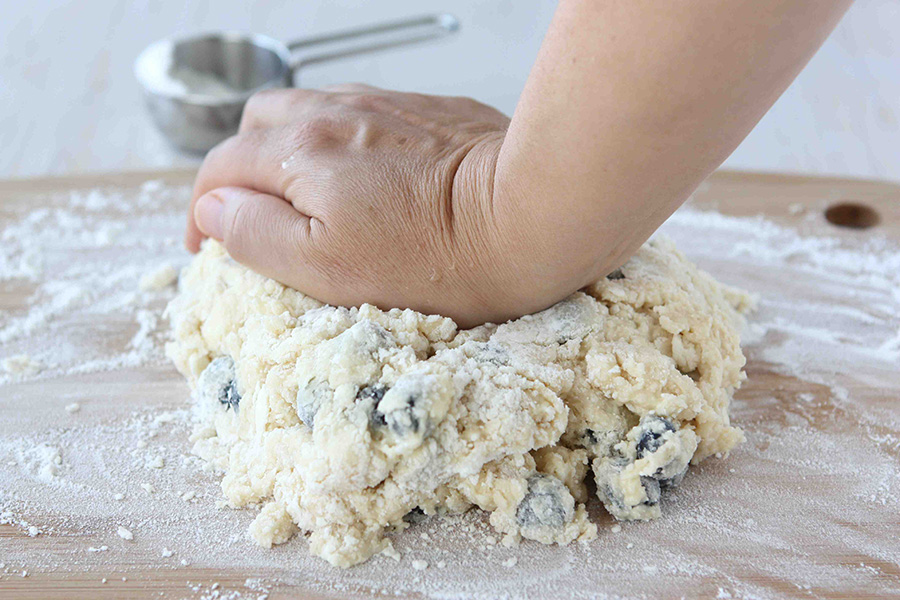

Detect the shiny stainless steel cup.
xmin=134 ymin=14 xmax=459 ymax=153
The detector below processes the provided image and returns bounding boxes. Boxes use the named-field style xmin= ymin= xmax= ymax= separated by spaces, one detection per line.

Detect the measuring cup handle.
xmin=286 ymin=13 xmax=459 ymax=71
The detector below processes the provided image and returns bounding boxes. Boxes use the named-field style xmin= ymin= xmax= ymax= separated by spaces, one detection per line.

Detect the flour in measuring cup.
xmin=135 ymin=41 xmax=245 ymax=97
xmin=166 ymin=66 xmax=245 ymax=97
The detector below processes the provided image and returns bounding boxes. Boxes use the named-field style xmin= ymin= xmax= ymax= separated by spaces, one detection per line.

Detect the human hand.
xmin=186 ymin=85 xmax=592 ymax=327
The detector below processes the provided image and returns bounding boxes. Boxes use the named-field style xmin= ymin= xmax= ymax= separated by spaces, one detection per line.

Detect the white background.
xmin=2 ymin=0 xmax=898 ymax=181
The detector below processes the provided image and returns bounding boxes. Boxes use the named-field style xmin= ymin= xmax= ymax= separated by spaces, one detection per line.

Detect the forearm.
xmin=494 ymin=0 xmax=851 ymax=285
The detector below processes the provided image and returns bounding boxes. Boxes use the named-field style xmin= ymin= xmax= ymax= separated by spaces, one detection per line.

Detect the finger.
xmin=239 ymin=88 xmax=326 ymax=133
xmin=186 ymin=128 xmax=294 ymax=252
xmin=193 ymin=187 xmax=326 ymax=290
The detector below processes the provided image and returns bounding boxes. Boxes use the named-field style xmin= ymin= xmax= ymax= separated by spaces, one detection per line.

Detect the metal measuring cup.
xmin=134 ymin=14 xmax=459 ymax=152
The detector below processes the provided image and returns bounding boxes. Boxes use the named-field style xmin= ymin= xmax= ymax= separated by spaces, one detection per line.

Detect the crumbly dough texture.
xmin=166 ymin=237 xmax=750 ymax=567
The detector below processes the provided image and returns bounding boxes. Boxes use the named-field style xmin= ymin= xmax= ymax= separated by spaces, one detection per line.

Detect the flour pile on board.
xmin=0 ymin=179 xmax=898 ymax=598
xmin=0 ymin=180 xmax=185 ymax=384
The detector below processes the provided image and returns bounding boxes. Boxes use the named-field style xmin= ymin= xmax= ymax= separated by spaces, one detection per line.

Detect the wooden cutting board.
xmin=0 ymin=169 xmax=898 ymax=599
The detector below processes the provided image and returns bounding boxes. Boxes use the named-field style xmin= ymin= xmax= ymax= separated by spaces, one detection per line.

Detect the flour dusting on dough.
xmin=166 ymin=237 xmax=750 ymax=567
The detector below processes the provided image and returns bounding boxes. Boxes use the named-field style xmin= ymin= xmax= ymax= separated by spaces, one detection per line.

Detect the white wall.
xmin=2 ymin=0 xmax=897 ymax=181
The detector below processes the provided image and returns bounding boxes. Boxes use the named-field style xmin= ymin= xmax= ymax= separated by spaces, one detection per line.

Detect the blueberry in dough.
xmin=635 ymin=416 xmax=676 ymax=459
xmin=297 ymin=380 xmax=330 ymax=429
xmin=358 ymin=384 xmax=388 ymax=405
xmin=381 ymin=391 xmax=423 ymax=437
xmin=516 ymin=474 xmax=574 ymax=530
xmin=640 ymin=476 xmax=661 ymax=505
xmin=634 ymin=416 xmax=689 ymax=487
xmin=659 ymin=467 xmax=687 ymax=489
xmin=198 ymin=356 xmax=241 ymax=411
xmin=366 ymin=375 xmax=437 ymax=439
xmin=402 ymin=507 xmax=428 ymax=525
xmin=353 ymin=320 xmax=394 ymax=355
xmin=582 ymin=428 xmax=601 ymax=449
xmin=473 ymin=342 xmax=510 ymax=366
xmin=358 ymin=384 xmax=389 ymax=428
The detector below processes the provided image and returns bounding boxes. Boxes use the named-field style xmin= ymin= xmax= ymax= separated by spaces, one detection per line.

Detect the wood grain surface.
xmin=0 ymin=169 xmax=898 ymax=599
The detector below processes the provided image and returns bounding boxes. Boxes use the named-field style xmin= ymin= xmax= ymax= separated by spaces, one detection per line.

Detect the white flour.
xmin=135 ymin=41 xmax=248 ymax=98
xmin=0 ymin=179 xmax=898 ymax=598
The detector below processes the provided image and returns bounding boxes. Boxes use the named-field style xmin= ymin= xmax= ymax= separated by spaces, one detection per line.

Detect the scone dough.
xmin=166 ymin=237 xmax=750 ymax=567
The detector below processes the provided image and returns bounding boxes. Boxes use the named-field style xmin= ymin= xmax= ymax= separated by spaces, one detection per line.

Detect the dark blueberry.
xmin=473 ymin=343 xmax=509 ymax=366
xmin=358 ymin=384 xmax=389 ymax=429
xmin=366 ymin=375 xmax=435 ymax=439
xmin=635 ymin=416 xmax=676 ymax=459
xmin=516 ymin=474 xmax=572 ymax=530
xmin=358 ymin=384 xmax=388 ymax=404
xmin=600 ymin=483 xmax=625 ymax=511
xmin=658 ymin=463 xmax=689 ymax=489
xmin=199 ymin=356 xmax=241 ymax=412
xmin=354 ymin=321 xmax=394 ymax=355
xmin=383 ymin=393 xmax=422 ymax=438
xmin=582 ymin=428 xmax=600 ymax=447
xmin=640 ymin=476 xmax=661 ymax=506
xmin=297 ymin=380 xmax=330 ymax=429
xmin=402 ymin=507 xmax=427 ymax=525
xmin=606 ymin=268 xmax=626 ymax=280
xmin=219 ymin=379 xmax=241 ymax=411
xmin=580 ymin=428 xmax=610 ymax=455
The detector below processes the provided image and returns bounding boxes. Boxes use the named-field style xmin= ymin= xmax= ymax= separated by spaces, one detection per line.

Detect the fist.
xmin=186 ymin=85 xmax=551 ymax=327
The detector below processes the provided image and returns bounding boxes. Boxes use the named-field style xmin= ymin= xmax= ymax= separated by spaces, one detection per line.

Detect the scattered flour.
xmin=0 ymin=178 xmax=898 ymax=598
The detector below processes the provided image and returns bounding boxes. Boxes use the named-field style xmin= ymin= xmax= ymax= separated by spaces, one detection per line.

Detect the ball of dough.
xmin=165 ymin=236 xmax=750 ymax=567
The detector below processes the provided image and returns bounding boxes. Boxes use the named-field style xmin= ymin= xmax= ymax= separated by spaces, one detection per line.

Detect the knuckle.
xmin=204 ymin=131 xmax=263 ymax=170
xmin=202 ymin=136 xmax=233 ymax=166
xmin=242 ymin=88 xmax=318 ymax=127
xmin=195 ymin=134 xmax=242 ymax=191
xmin=241 ymin=89 xmax=284 ymax=125
xmin=287 ymin=115 xmax=339 ymax=147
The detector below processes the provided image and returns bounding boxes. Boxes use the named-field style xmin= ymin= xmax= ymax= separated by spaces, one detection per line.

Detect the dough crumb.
xmin=117 ymin=526 xmax=133 ymax=541
xmin=139 ymin=264 xmax=178 ymax=291
xmin=65 ymin=402 xmax=81 ymax=414
xmin=381 ymin=543 xmax=401 ymax=562
xmin=503 ymin=557 xmax=518 ymax=568
xmin=2 ymin=354 xmax=42 ymax=376
xmin=411 ymin=559 xmax=428 ymax=571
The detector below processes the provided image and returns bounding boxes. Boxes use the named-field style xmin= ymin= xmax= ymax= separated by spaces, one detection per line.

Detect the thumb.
xmin=194 ymin=187 xmax=318 ymax=287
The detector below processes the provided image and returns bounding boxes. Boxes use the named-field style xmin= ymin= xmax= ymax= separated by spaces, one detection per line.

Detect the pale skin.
xmin=187 ymin=0 xmax=852 ymax=328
